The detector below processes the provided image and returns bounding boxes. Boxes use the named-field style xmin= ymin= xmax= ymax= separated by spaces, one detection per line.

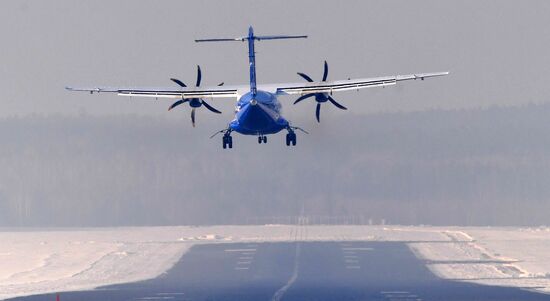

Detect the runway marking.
xmin=345 ymin=259 xmax=359 ymax=264
xmin=239 ymin=256 xmax=253 ymax=260
xmin=155 ymin=293 xmax=185 ymax=296
xmin=346 ymin=265 xmax=361 ymax=269
xmin=271 ymin=243 xmax=301 ymax=301
xmin=235 ymin=267 xmax=249 ymax=270
xmin=381 ymin=291 xmax=421 ymax=301
xmin=342 ymin=247 xmax=373 ymax=251
xmin=241 ymin=252 xmax=255 ymax=255
xmin=237 ymin=261 xmax=251 ymax=265
xmin=344 ymin=255 xmax=358 ymax=259
xmin=224 ymin=248 xmax=256 ymax=252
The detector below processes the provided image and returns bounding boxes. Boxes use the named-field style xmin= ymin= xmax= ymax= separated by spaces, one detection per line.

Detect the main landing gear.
xmin=286 ymin=129 xmax=297 ymax=146
xmin=285 ymin=126 xmax=308 ymax=147
xmin=222 ymin=131 xmax=233 ymax=149
xmin=210 ymin=128 xmax=234 ymax=149
xmin=212 ymin=126 xmax=307 ymax=149
xmin=257 ymin=135 xmax=267 ymax=144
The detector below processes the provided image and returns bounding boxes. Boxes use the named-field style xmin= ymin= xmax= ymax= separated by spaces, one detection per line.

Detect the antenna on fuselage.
xmin=195 ymin=26 xmax=307 ymax=97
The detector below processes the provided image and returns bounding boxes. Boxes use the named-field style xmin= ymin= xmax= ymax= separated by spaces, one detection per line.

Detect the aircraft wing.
xmin=65 ymin=85 xmax=242 ymax=99
xmin=267 ymin=71 xmax=449 ymax=96
xmin=66 ymin=71 xmax=448 ymax=99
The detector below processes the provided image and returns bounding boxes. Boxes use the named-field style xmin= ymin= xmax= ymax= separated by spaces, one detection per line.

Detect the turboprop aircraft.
xmin=66 ymin=26 xmax=448 ymax=149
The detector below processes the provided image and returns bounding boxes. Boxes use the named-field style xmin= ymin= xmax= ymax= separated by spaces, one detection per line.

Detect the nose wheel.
xmin=258 ymin=135 xmax=267 ymax=144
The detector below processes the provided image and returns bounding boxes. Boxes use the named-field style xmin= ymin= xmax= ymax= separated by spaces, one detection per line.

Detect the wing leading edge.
xmin=65 ymin=85 xmax=241 ymax=99
xmin=270 ymin=71 xmax=449 ymax=96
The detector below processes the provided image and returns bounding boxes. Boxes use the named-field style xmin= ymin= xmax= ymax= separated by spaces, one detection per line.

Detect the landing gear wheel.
xmin=263 ymin=136 xmax=267 ymax=143
xmin=222 ymin=134 xmax=233 ymax=149
xmin=258 ymin=136 xmax=262 ymax=144
xmin=286 ymin=132 xmax=297 ymax=146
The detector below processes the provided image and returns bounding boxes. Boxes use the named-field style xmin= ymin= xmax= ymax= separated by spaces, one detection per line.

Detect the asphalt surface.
xmin=9 ymin=241 xmax=550 ymax=301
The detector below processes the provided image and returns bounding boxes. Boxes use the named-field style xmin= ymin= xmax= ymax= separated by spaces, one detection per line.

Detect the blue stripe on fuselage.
xmin=230 ymin=91 xmax=288 ymax=135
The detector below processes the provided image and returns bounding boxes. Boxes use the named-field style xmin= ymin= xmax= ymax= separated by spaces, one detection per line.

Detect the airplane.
xmin=66 ymin=26 xmax=448 ymax=149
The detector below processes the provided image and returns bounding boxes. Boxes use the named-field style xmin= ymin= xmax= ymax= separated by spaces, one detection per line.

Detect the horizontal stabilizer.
xmin=195 ymin=38 xmax=244 ymax=42
xmin=255 ymin=35 xmax=308 ymax=41
xmin=195 ymin=35 xmax=307 ymax=43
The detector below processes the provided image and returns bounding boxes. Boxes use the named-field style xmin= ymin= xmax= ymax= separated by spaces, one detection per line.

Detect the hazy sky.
xmin=1 ymin=1 xmax=550 ymax=227
xmin=1 ymin=0 xmax=550 ymax=119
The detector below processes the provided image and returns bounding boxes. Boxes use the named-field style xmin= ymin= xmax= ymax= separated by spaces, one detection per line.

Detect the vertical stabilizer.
xmin=247 ymin=26 xmax=257 ymax=96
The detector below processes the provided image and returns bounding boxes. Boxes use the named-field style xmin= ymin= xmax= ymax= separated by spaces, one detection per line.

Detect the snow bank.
xmin=409 ymin=226 xmax=550 ymax=293
xmin=0 ymin=228 xmax=190 ymax=300
xmin=1 ymin=225 xmax=550 ymax=299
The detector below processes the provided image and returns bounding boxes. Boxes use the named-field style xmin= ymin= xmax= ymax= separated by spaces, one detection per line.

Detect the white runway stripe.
xmin=341 ymin=247 xmax=373 ymax=251
xmin=271 ymin=243 xmax=301 ymax=301
xmin=237 ymin=261 xmax=251 ymax=265
xmin=346 ymin=265 xmax=361 ymax=269
xmin=224 ymin=248 xmax=256 ymax=252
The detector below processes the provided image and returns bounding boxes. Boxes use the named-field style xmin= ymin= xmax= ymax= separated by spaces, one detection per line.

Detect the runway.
xmin=9 ymin=241 xmax=550 ymax=301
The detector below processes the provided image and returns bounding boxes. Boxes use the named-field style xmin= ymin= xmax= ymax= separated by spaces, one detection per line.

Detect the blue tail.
xmin=247 ymin=26 xmax=257 ymax=96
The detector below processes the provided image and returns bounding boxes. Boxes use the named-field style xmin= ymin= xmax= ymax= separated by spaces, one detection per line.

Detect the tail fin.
xmin=195 ymin=26 xmax=307 ymax=96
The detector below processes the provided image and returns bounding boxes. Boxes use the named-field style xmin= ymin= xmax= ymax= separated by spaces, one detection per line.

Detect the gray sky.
xmin=2 ymin=0 xmax=550 ymax=119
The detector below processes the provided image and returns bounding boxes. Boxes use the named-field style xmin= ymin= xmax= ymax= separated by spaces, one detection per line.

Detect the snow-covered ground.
xmin=1 ymin=225 xmax=550 ymax=299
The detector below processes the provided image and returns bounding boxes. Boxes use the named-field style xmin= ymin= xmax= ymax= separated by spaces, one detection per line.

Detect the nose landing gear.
xmin=257 ymin=135 xmax=267 ymax=144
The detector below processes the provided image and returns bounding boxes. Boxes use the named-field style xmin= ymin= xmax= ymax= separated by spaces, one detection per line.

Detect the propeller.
xmin=168 ymin=65 xmax=223 ymax=127
xmin=294 ymin=61 xmax=347 ymax=122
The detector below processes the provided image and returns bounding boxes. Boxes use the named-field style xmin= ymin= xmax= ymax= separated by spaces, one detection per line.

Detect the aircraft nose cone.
xmin=250 ymin=99 xmax=258 ymax=106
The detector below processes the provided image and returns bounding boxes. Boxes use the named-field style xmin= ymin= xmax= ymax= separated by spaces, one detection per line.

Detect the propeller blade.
xmin=202 ymin=100 xmax=222 ymax=114
xmin=168 ymin=99 xmax=188 ymax=111
xmin=328 ymin=96 xmax=347 ymax=110
xmin=316 ymin=103 xmax=321 ymax=122
xmin=297 ymin=72 xmax=314 ymax=82
xmin=217 ymin=82 xmax=224 ymax=86
xmin=322 ymin=61 xmax=328 ymax=81
xmin=196 ymin=65 xmax=202 ymax=87
xmin=170 ymin=78 xmax=187 ymax=88
xmin=191 ymin=108 xmax=196 ymax=127
xmin=294 ymin=93 xmax=315 ymax=104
